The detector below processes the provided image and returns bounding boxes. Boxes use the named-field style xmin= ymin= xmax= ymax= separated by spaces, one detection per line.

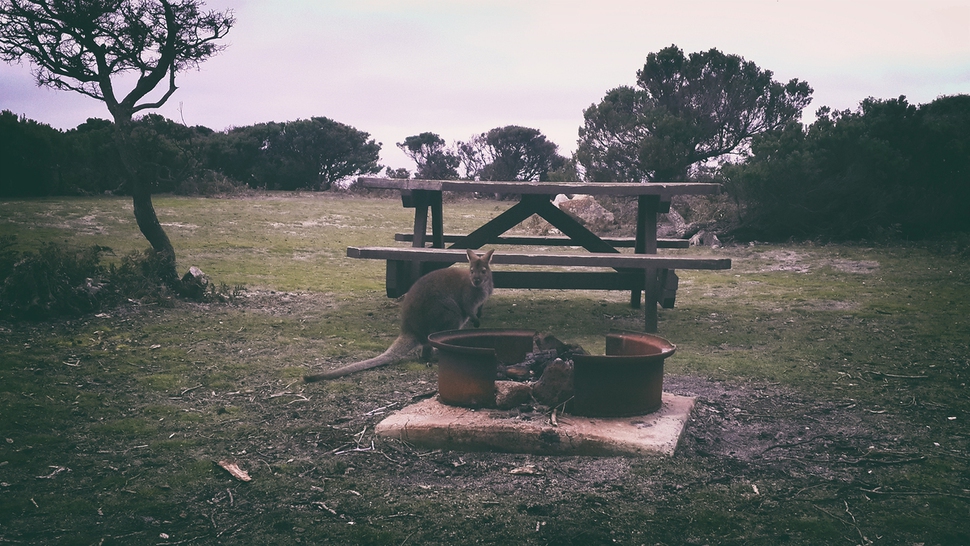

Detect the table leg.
xmin=409 ymin=191 xmax=432 ymax=284
xmin=643 ymin=267 xmax=659 ymax=333
xmin=430 ymin=191 xmax=444 ymax=248
xmin=632 ymin=195 xmax=660 ymax=308
xmin=410 ymin=190 xmax=431 ymax=248
xmin=385 ymin=260 xmax=408 ymax=298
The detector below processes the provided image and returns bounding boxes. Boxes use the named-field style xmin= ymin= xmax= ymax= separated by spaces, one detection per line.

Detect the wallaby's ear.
xmin=466 ymin=249 xmax=477 ymax=262
xmin=483 ymin=249 xmax=494 ymax=263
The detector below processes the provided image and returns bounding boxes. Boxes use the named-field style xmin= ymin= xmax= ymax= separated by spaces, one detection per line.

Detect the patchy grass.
xmin=1 ymin=192 xmax=968 ymax=545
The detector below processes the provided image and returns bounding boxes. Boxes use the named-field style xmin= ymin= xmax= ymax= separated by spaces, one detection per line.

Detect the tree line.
xmin=723 ymin=95 xmax=970 ymax=240
xmin=392 ymin=46 xmax=970 ymax=241
xmin=1 ymin=112 xmax=577 ymax=193
xmin=0 ymin=112 xmax=384 ymax=196
xmin=3 ymin=41 xmax=968 ymax=242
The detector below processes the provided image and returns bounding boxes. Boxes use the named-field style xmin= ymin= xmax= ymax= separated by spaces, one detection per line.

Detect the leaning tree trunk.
xmin=131 ymin=179 xmax=179 ymax=286
xmin=112 ymin=118 xmax=180 ymax=287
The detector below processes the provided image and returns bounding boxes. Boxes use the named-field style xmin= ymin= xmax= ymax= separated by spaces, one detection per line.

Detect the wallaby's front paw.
xmin=471 ymin=318 xmax=481 ymax=328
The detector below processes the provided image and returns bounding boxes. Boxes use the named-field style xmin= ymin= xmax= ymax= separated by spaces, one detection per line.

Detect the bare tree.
xmin=0 ymin=0 xmax=234 ymax=284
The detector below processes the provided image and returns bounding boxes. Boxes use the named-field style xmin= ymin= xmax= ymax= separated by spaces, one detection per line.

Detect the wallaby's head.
xmin=465 ymin=249 xmax=494 ymax=288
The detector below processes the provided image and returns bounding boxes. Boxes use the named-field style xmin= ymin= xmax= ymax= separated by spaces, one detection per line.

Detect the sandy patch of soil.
xmin=751 ymin=249 xmax=879 ymax=275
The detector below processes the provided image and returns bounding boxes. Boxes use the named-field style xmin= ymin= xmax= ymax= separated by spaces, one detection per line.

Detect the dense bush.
xmin=0 ymin=238 xmax=114 ymax=319
xmin=0 ymin=111 xmax=63 ymax=196
xmin=723 ymin=95 xmax=970 ymax=241
xmin=207 ymin=118 xmax=382 ymax=190
xmin=0 ymin=237 xmax=238 ymax=320
xmin=0 ymin=112 xmax=380 ymax=197
xmin=3 ymin=91 xmax=968 ymax=242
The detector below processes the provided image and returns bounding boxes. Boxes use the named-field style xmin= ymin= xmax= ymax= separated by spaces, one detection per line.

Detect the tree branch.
xmin=133 ymin=67 xmax=178 ymax=113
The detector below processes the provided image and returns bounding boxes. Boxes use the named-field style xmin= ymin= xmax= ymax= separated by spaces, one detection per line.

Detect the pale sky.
xmin=2 ymin=0 xmax=969 ymax=171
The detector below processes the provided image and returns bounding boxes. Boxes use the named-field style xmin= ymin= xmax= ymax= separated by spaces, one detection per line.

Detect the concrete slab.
xmin=375 ymin=393 xmax=695 ymax=456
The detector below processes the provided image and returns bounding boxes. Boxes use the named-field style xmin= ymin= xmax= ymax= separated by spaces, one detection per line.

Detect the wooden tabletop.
xmin=347 ymin=246 xmax=732 ymax=269
xmin=356 ymin=177 xmax=720 ymax=197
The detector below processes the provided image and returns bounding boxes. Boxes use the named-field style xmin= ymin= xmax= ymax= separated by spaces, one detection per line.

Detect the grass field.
xmin=1 ymin=192 xmax=968 ymax=545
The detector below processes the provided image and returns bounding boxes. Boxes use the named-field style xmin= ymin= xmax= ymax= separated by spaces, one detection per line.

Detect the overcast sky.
xmin=2 ymin=0 xmax=969 ymax=170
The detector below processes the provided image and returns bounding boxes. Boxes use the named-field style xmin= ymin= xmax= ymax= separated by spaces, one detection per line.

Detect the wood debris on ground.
xmin=217 ymin=460 xmax=252 ymax=481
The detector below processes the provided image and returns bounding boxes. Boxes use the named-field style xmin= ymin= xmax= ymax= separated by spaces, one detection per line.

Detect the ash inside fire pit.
xmin=495 ymin=332 xmax=588 ymax=381
xmin=428 ymin=329 xmax=676 ymax=417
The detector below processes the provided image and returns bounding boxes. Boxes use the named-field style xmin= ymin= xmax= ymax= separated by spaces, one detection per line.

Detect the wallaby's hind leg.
xmin=420 ymin=343 xmax=434 ymax=362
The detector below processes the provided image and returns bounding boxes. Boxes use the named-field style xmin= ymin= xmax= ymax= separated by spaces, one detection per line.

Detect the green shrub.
xmin=0 ymin=240 xmax=112 ymax=319
xmin=0 ymin=239 xmax=219 ymax=320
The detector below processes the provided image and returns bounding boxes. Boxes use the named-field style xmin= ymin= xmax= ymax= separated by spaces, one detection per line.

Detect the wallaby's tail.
xmin=304 ymin=334 xmax=421 ymax=381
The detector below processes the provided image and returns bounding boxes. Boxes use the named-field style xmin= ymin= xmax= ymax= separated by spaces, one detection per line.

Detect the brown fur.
xmin=304 ymin=249 xmax=494 ymax=381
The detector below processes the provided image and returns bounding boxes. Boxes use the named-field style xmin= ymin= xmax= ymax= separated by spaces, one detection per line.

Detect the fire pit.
xmin=429 ymin=329 xmax=534 ymax=408
xmin=572 ymin=331 xmax=675 ymax=417
xmin=428 ymin=329 xmax=676 ymax=417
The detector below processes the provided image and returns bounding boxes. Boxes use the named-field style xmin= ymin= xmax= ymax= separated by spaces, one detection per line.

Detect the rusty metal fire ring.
xmin=428 ymin=329 xmax=676 ymax=417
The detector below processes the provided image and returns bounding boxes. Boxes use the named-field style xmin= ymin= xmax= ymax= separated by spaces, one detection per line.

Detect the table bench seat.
xmin=393 ymin=233 xmax=691 ymax=249
xmin=347 ymin=246 xmax=730 ymax=331
xmin=353 ymin=177 xmax=730 ymax=331
xmin=347 ymin=246 xmax=729 ymax=269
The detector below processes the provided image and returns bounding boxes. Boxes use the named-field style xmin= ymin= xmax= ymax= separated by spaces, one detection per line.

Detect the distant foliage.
xmin=0 ymin=110 xmax=63 ymax=196
xmin=397 ymin=132 xmax=459 ymax=180
xmin=0 ymin=111 xmax=382 ymax=196
xmin=724 ymin=95 xmax=970 ymax=240
xmin=577 ymin=45 xmax=812 ymax=182
xmin=61 ymin=117 xmax=127 ymax=194
xmin=458 ymin=126 xmax=566 ymax=181
xmin=206 ymin=117 xmax=382 ymax=190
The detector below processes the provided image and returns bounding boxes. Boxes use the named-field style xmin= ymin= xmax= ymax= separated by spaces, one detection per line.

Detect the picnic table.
xmin=348 ymin=177 xmax=731 ymax=331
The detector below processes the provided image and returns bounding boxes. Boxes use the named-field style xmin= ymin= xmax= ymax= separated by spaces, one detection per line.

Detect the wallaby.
xmin=304 ymin=249 xmax=494 ymax=381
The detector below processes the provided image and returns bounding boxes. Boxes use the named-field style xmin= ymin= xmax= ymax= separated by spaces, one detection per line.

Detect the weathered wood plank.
xmin=492 ymin=271 xmax=645 ymax=290
xmin=355 ymin=177 xmax=721 ymax=197
xmin=346 ymin=246 xmax=731 ymax=270
xmin=393 ymin=233 xmax=691 ymax=249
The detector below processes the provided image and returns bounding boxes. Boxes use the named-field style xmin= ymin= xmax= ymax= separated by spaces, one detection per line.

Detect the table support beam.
xmin=631 ymin=195 xmax=663 ymax=309
xmin=525 ymin=196 xmax=619 ymax=254
xmin=643 ymin=267 xmax=659 ymax=333
xmin=445 ymin=198 xmax=537 ymax=250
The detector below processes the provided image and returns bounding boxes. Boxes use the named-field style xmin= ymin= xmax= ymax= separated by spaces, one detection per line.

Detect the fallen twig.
xmin=400 ymin=530 xmax=416 ymax=546
xmin=365 ymin=402 xmax=399 ymax=416
xmin=179 ymin=385 xmax=204 ymax=396
xmin=334 ymin=441 xmax=375 ymax=455
xmin=411 ymin=390 xmax=438 ymax=402
xmin=36 ymin=466 xmax=70 ymax=479
xmin=860 ymin=488 xmax=970 ymax=500
xmin=329 ymin=443 xmax=354 ymax=454
xmin=841 ymin=453 xmax=926 ymax=466
xmin=269 ymin=391 xmax=300 ymax=399
xmin=312 ymin=501 xmax=353 ymax=524
xmin=868 ymin=371 xmax=929 ymax=379
xmin=761 ymin=434 xmax=833 ymax=454
xmin=813 ymin=503 xmax=871 ymax=545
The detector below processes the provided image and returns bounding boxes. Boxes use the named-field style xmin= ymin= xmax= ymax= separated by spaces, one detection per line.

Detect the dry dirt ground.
xmin=3 ymin=254 xmax=968 ymax=544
